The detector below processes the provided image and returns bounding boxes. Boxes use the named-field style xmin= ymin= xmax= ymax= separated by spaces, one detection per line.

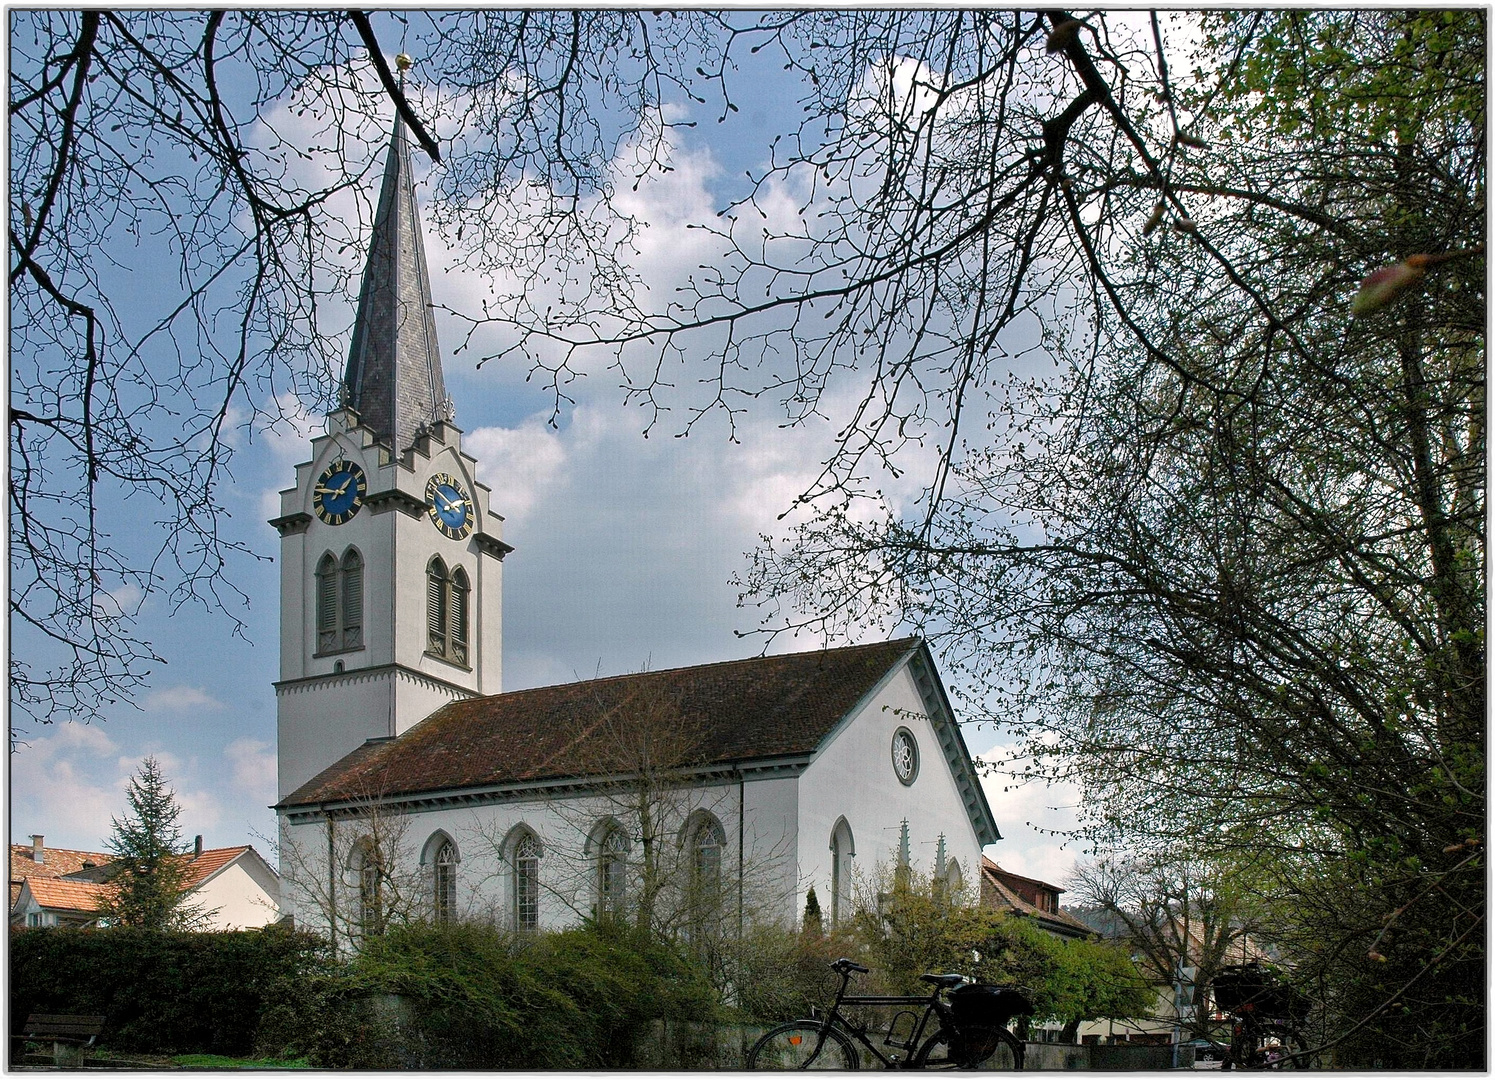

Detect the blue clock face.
xmin=425 ymin=472 xmax=473 ymax=539
xmin=314 ymin=460 xmax=366 ymax=525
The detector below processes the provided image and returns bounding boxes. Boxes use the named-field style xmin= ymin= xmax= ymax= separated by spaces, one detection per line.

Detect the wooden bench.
xmin=20 ymin=1013 xmax=106 ymax=1067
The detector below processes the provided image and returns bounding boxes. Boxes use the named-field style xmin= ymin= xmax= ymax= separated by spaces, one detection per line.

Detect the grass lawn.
xmin=171 ymin=1054 xmax=310 ymax=1069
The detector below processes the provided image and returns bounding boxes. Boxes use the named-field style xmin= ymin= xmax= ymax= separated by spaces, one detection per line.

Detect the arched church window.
xmin=433 ymin=838 xmax=457 ymax=924
xmin=689 ymin=814 xmax=727 ymax=944
xmin=318 ymin=549 xmax=363 ymax=655
xmin=426 ymin=558 xmax=471 ymax=667
xmin=944 ymin=857 xmax=963 ymax=897
xmin=830 ymin=818 xmax=855 ymax=926
xmin=357 ymin=841 xmax=384 ymax=938
xmin=597 ymin=825 xmax=628 ymax=919
xmin=513 ymin=832 xmax=542 ymax=932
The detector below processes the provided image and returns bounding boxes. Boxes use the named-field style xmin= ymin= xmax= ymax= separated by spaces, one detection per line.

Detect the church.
xmin=270 ymin=116 xmax=999 ymax=946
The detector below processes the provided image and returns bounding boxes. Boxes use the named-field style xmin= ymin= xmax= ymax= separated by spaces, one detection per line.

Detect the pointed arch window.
xmin=597 ymin=825 xmax=628 ymax=919
xmin=689 ymin=814 xmax=727 ymax=944
xmin=830 ymin=818 xmax=855 ymax=926
xmin=356 ymin=840 xmax=384 ymax=939
xmin=513 ymin=832 xmax=542 ymax=932
xmin=317 ymin=549 xmax=364 ymax=655
xmin=427 ymin=557 xmax=471 ymax=667
xmin=433 ymin=838 xmax=458 ymax=924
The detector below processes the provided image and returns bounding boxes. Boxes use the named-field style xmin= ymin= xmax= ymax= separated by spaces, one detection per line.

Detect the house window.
xmin=830 ymin=818 xmax=855 ymax=925
xmin=433 ymin=839 xmax=457 ymax=925
xmin=358 ymin=844 xmax=383 ymax=938
xmin=945 ymin=857 xmax=963 ymax=896
xmin=426 ymin=558 xmax=470 ymax=666
xmin=513 ymin=832 xmax=541 ymax=932
xmin=597 ymin=826 xmax=628 ymax=919
xmin=316 ymin=549 xmax=363 ymax=654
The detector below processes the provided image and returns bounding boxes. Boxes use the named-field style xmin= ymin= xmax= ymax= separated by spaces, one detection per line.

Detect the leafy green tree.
xmin=853 ymin=867 xmax=1151 ymax=1037
xmin=98 ymin=756 xmax=206 ymax=929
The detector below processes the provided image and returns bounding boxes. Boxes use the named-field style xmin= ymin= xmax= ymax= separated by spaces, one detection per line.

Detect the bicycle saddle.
xmin=920 ymin=972 xmax=967 ymax=989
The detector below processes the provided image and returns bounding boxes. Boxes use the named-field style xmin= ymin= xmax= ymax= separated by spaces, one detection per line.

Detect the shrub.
xmin=10 ymin=925 xmax=328 ymax=1055
xmin=295 ymin=920 xmax=719 ymax=1068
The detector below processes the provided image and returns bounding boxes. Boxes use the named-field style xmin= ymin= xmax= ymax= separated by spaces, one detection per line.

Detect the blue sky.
xmin=9 ymin=20 xmax=1085 ymax=886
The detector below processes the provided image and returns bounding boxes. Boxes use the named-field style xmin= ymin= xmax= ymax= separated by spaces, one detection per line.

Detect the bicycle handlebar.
xmin=829 ymin=958 xmax=870 ymax=975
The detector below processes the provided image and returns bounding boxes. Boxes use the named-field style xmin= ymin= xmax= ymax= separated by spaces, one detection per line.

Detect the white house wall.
xmin=195 ymin=858 xmax=281 ymax=930
xmin=796 ymin=661 xmax=984 ymax=920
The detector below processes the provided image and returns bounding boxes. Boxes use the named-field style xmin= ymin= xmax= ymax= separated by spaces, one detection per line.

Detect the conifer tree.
xmin=97 ymin=756 xmax=206 ymax=929
xmin=802 ymin=885 xmax=823 ymax=936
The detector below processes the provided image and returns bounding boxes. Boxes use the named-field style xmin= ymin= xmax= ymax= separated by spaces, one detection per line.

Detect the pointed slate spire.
xmin=343 ymin=114 xmax=450 ymax=452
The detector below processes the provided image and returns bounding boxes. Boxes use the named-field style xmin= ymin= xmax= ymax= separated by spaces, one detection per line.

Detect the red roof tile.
xmin=181 ymin=847 xmax=249 ymax=888
xmin=981 ymin=856 xmax=1095 ymax=937
xmin=23 ymin=877 xmax=118 ymax=913
xmin=281 ymin=638 xmax=921 ymax=807
xmin=10 ymin=844 xmax=114 ymax=908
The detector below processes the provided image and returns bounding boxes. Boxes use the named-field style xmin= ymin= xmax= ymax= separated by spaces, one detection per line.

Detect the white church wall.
xmin=795 ymin=661 xmax=983 ymax=920
xmin=277 ymin=674 xmax=398 ymax=799
xmin=278 ymin=778 xmax=777 ymax=939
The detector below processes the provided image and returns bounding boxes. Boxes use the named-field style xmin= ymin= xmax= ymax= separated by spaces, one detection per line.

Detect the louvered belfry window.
xmin=340 ymin=549 xmax=363 ymax=649
xmin=427 ymin=556 xmax=449 ymax=657
xmin=426 ymin=557 xmax=471 ymax=667
xmin=316 ymin=554 xmax=339 ymax=653
xmin=450 ymin=568 xmax=470 ymax=665
xmin=317 ymin=550 xmax=363 ymax=655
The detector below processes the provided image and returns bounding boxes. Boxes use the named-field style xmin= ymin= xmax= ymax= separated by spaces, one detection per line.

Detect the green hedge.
xmin=10 ymin=925 xmax=329 ymax=1056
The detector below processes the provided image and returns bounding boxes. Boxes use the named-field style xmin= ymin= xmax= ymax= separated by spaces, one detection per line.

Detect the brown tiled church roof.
xmin=280 ymin=637 xmax=921 ymax=808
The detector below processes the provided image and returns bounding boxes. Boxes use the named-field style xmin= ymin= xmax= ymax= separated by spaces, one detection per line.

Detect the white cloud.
xmin=142 ymin=686 xmax=225 ymax=713
xmin=465 ymin=418 xmax=568 ymax=520
xmin=978 ymin=746 xmax=1084 ymax=888
xmin=224 ymin=738 xmax=277 ymax=801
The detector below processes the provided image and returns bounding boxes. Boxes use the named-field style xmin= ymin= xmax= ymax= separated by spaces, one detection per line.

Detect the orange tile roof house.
xmin=9 ymin=835 xmax=112 ymax=910
xmin=10 ymin=835 xmax=281 ymax=930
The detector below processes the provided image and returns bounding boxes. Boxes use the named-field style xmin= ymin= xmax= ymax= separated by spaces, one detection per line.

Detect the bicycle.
xmin=745 ymin=957 xmax=1031 ymax=1070
xmin=1210 ymin=962 xmax=1312 ymax=1070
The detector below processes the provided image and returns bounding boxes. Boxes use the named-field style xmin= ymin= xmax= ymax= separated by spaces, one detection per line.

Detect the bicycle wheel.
xmin=1225 ymin=1024 xmax=1308 ymax=1070
xmin=746 ymin=1021 xmax=859 ymax=1070
xmin=912 ymin=1027 xmax=1023 ymax=1070
xmin=1256 ymin=1025 xmax=1310 ymax=1069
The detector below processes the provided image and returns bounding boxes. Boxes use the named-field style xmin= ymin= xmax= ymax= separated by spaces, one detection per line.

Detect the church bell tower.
xmin=271 ymin=115 xmax=511 ymax=800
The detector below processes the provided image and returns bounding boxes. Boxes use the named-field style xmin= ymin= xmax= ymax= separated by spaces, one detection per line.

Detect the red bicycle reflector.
xmin=789 ymin=1035 xmax=803 ymax=1046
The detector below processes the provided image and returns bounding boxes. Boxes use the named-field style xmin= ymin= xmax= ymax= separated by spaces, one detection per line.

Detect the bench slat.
xmin=23 ymin=1014 xmax=106 ymax=1037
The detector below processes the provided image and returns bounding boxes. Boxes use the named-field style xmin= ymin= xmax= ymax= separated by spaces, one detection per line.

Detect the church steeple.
xmin=343 ymin=114 xmax=450 ymax=453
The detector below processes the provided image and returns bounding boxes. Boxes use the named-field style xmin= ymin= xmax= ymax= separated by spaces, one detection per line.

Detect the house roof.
xmin=981 ymin=857 xmax=1095 ymax=938
xmin=182 ymin=846 xmax=252 ymax=889
xmin=10 ymin=843 xmax=113 ymax=907
xmin=21 ymin=876 xmax=117 ymax=914
xmin=281 ymin=637 xmax=925 ymax=808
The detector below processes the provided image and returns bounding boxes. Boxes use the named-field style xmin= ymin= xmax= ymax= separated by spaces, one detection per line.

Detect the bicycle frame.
xmin=805 ymin=965 xmax=952 ymax=1068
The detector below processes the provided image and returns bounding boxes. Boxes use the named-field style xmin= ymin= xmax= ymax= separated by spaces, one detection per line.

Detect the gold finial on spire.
xmin=395 ymin=52 xmax=413 ymax=72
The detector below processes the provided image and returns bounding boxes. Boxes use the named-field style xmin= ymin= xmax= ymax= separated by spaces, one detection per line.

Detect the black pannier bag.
xmin=948 ymin=984 xmax=1033 ymax=1065
xmin=1211 ymin=963 xmax=1311 ymax=1021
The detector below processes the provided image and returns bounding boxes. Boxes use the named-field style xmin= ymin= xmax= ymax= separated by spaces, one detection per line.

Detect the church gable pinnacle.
xmin=343 ymin=115 xmax=451 ymax=454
